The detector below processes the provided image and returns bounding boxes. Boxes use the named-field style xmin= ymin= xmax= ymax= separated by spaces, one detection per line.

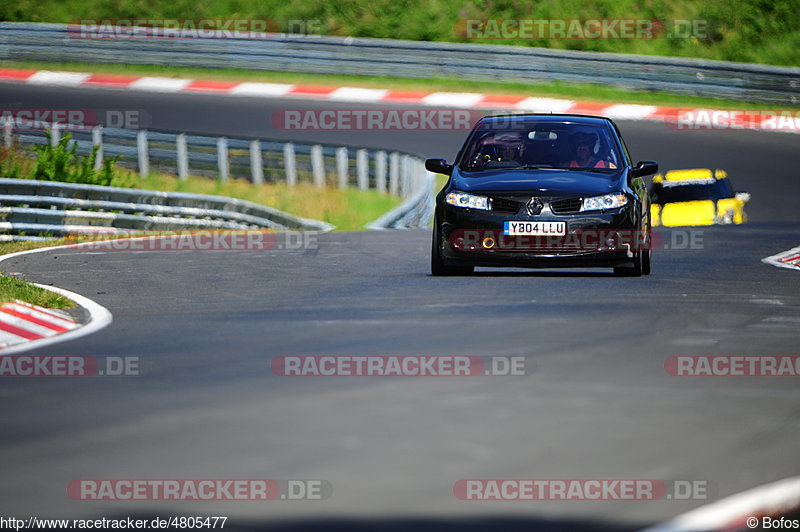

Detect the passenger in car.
xmin=568 ymin=131 xmax=617 ymax=169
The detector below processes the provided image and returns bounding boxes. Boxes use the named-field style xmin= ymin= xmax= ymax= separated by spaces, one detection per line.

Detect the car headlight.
xmin=446 ymin=191 xmax=490 ymax=211
xmin=581 ymin=193 xmax=629 ymax=212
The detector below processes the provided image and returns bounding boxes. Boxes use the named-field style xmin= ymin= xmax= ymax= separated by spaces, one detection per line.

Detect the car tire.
xmin=431 ymin=227 xmax=474 ymax=276
xmin=614 ymin=251 xmax=643 ymax=277
xmin=641 ymin=227 xmax=652 ymax=275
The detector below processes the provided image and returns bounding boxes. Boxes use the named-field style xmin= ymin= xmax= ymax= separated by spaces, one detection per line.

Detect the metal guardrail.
xmin=0 ymin=120 xmax=435 ymax=237
xmin=1 ymin=22 xmax=798 ymax=104
xmin=5 ymin=122 xmax=423 ymax=196
xmin=0 ymin=178 xmax=335 ymax=240
xmin=367 ymin=170 xmax=435 ymax=231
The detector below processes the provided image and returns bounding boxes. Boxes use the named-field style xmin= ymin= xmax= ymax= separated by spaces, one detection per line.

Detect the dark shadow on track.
xmin=428 ymin=270 xmax=616 ymax=278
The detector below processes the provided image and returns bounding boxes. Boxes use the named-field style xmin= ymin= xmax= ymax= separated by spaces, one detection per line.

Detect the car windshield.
xmin=651 ymin=179 xmax=734 ymax=204
xmin=459 ymin=121 xmax=623 ymax=173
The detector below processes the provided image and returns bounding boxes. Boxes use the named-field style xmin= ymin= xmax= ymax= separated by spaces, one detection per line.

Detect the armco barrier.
xmin=0 ymin=178 xmax=334 ymax=240
xmin=1 ymin=22 xmax=798 ymax=105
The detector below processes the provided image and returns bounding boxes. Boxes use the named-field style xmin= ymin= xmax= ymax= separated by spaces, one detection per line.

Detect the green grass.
xmin=3 ymin=60 xmax=797 ymax=112
xmin=1 ymin=0 xmax=797 ymax=66
xmin=135 ymin=173 xmax=401 ymax=230
xmin=0 ymin=274 xmax=75 ymax=309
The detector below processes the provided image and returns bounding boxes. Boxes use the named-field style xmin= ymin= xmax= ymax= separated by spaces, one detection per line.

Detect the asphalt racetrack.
xmin=0 ymin=82 xmax=798 ymax=531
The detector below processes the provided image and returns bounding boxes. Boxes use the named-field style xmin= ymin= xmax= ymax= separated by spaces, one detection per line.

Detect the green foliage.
xmin=0 ymin=149 xmax=24 ymax=179
xmin=29 ymin=132 xmax=131 ymax=187
xmin=1 ymin=0 xmax=797 ymax=66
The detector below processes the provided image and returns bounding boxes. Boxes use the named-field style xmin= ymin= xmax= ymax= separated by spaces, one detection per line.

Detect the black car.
xmin=427 ymin=114 xmax=658 ymax=276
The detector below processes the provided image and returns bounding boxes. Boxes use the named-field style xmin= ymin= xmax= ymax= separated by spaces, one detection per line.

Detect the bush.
xmin=0 ymin=148 xmax=25 ymax=179
xmin=30 ymin=131 xmax=131 ymax=187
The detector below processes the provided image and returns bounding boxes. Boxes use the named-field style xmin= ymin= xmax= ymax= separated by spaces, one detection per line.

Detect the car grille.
xmin=549 ymin=198 xmax=583 ymax=214
xmin=490 ymin=197 xmax=522 ymax=214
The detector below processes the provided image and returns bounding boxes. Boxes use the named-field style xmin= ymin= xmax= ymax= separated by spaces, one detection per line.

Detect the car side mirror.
xmin=425 ymin=158 xmax=453 ymax=176
xmin=735 ymin=191 xmax=751 ymax=203
xmin=633 ymin=161 xmax=658 ymax=178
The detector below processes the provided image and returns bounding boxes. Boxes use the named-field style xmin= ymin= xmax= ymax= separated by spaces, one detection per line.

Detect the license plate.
xmin=503 ymin=221 xmax=566 ymax=236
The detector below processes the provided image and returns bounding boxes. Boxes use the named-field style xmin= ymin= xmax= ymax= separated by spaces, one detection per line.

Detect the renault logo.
xmin=527 ymin=197 xmax=544 ymax=215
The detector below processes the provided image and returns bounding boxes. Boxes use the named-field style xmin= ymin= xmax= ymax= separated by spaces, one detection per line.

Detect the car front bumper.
xmin=437 ymin=203 xmax=642 ymax=269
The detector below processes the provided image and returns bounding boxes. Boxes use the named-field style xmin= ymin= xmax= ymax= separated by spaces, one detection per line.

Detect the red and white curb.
xmin=0 ymin=299 xmax=78 ymax=349
xmin=763 ymin=245 xmax=800 ymax=272
xmin=0 ymin=245 xmax=113 ymax=355
xmin=1 ymin=68 xmax=798 ymax=133
xmin=642 ymin=476 xmax=800 ymax=532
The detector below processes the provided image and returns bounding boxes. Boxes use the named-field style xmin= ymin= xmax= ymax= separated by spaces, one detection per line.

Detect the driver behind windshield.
xmin=467 ymin=132 xmax=523 ymax=169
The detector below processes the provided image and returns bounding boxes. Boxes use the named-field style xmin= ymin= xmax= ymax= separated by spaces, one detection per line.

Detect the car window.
xmin=460 ymin=122 xmax=622 ymax=172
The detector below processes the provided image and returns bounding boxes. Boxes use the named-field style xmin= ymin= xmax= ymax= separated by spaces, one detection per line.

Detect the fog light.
xmin=482 ymin=237 xmax=496 ymax=249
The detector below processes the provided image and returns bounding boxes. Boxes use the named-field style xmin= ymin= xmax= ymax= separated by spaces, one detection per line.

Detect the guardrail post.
xmin=310 ymin=144 xmax=325 ymax=187
xmin=217 ymin=136 xmax=229 ymax=183
xmin=375 ymin=151 xmax=387 ymax=194
xmin=389 ymin=152 xmax=400 ymax=195
xmin=400 ymin=154 xmax=411 ymax=198
xmin=92 ymin=126 xmax=103 ymax=170
xmin=137 ymin=129 xmax=149 ymax=177
xmin=283 ymin=142 xmax=297 ymax=187
xmin=414 ymin=159 xmax=425 ymax=194
xmin=3 ymin=119 xmax=12 ymax=150
xmin=50 ymin=123 xmax=61 ymax=147
xmin=176 ymin=133 xmax=189 ymax=180
xmin=356 ymin=149 xmax=369 ymax=191
xmin=336 ymin=147 xmax=348 ymax=189
xmin=250 ymin=139 xmax=264 ymax=185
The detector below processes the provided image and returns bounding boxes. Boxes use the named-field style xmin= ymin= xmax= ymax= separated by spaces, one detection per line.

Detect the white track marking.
xmin=329 ymin=87 xmax=388 ymax=101
xmin=230 ymin=82 xmax=295 ymax=97
xmin=422 ymin=92 xmax=485 ymax=107
xmin=515 ymin=97 xmax=576 ymax=113
xmin=603 ymin=104 xmax=659 ymax=120
xmin=762 ymin=245 xmax=800 ymax=271
xmin=128 ymin=77 xmax=192 ymax=93
xmin=27 ymin=71 xmax=91 ymax=86
xmin=642 ymin=476 xmax=800 ymax=532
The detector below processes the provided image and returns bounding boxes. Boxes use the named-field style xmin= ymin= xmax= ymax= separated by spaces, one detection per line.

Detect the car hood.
xmin=453 ymin=168 xmax=625 ymax=197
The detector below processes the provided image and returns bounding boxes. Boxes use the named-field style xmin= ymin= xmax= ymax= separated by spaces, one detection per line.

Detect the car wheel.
xmin=614 ymin=251 xmax=643 ymax=277
xmin=431 ymin=226 xmax=474 ymax=276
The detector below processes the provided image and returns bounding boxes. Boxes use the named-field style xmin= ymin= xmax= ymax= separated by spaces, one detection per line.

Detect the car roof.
xmin=653 ymin=168 xmax=728 ymax=185
xmin=477 ymin=114 xmax=617 ymax=127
